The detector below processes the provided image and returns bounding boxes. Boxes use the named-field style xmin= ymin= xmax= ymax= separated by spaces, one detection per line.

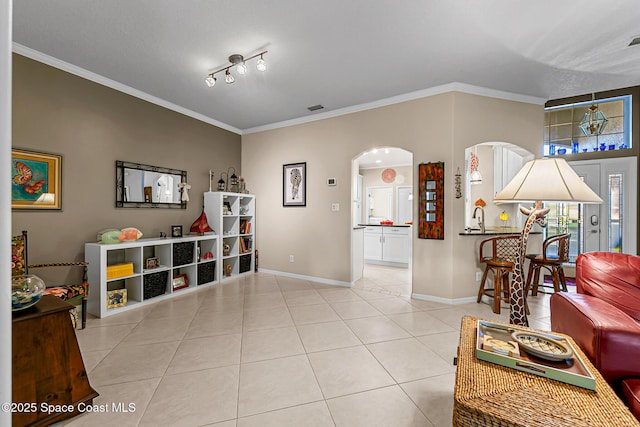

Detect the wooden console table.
xmin=453 ymin=315 xmax=638 ymax=426
xmin=12 ymin=296 xmax=98 ymax=426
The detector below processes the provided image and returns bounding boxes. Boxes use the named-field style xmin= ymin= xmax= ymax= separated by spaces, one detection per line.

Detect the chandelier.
xmin=205 ymin=51 xmax=267 ymax=88
xmin=579 ymin=96 xmax=608 ymax=136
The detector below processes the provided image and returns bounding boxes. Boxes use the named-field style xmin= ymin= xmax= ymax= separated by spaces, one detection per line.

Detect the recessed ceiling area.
xmin=12 ymin=1 xmax=640 ymax=133
xmin=358 ymin=148 xmax=412 ymax=170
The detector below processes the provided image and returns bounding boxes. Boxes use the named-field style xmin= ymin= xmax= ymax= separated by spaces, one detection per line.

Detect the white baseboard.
xmin=258 ymin=269 xmax=352 ymax=288
xmin=411 ymin=292 xmax=476 ymax=305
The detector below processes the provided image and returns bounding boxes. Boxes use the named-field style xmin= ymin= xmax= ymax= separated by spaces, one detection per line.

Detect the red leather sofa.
xmin=550 ymin=251 xmax=640 ymax=420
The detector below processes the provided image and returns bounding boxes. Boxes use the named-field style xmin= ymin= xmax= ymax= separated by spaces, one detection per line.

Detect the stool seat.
xmin=525 ymin=233 xmax=571 ymax=296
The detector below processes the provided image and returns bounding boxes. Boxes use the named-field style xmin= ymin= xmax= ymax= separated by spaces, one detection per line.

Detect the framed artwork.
xmin=106 ymin=289 xmax=127 ymax=309
xmin=145 ymin=257 xmax=160 ymax=269
xmin=11 ymin=149 xmax=62 ymax=210
xmin=171 ymin=225 xmax=183 ymax=238
xmin=283 ymin=162 xmax=306 ymax=207
xmin=418 ymin=162 xmax=445 ymax=240
xmin=172 ymin=273 xmax=189 ymax=290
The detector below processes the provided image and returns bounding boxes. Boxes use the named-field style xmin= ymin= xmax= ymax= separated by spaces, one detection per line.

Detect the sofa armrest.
xmin=550 ymin=292 xmax=640 ymax=385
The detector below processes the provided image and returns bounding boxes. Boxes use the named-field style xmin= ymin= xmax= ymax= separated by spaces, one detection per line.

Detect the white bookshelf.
xmin=85 ymin=234 xmax=218 ymax=318
xmin=204 ymin=192 xmax=255 ymax=280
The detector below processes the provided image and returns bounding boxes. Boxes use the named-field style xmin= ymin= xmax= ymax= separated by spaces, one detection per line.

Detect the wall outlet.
xmin=331 ymin=203 xmax=340 ymax=211
xmin=475 ymin=271 xmax=482 ymax=282
xmin=289 ymin=255 xmax=295 ymax=263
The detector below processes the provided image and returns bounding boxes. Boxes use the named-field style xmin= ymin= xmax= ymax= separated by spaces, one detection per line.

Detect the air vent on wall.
xmin=307 ymin=104 xmax=324 ymax=111
xmin=629 ymin=36 xmax=640 ymax=47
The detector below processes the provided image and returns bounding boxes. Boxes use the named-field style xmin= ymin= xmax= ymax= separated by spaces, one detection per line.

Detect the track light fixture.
xmin=205 ymin=50 xmax=268 ymax=88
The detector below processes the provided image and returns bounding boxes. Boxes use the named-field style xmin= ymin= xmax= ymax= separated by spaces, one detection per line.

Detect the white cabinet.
xmin=204 ymin=192 xmax=255 ymax=280
xmin=364 ymin=226 xmax=411 ymax=266
xmin=85 ymin=234 xmax=218 ymax=318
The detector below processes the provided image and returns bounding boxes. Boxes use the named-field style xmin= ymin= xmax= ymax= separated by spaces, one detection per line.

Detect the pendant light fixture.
xmin=205 ymin=50 xmax=268 ymax=88
xmin=579 ymin=94 xmax=608 ymax=136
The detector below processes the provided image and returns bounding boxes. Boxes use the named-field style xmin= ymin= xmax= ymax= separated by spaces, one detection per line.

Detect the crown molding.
xmin=243 ymin=83 xmax=547 ymax=134
xmin=12 ymin=43 xmax=242 ymax=135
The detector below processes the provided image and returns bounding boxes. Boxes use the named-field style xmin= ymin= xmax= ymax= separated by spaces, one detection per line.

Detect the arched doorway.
xmin=351 ymin=147 xmax=414 ymax=296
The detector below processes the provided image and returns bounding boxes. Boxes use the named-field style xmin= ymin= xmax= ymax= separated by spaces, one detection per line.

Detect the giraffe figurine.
xmin=510 ymin=201 xmax=549 ymax=326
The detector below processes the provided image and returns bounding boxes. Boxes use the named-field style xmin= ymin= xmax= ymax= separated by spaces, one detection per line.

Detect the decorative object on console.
xmin=228 ymin=168 xmax=239 ymax=193
xmin=494 ymin=157 xmax=602 ymax=326
xmin=283 ymin=162 xmax=307 ymax=207
xmin=190 ymin=209 xmax=214 ymax=234
xmin=455 ymin=167 xmax=462 ymax=199
xmin=499 ymin=211 xmax=509 ymax=228
xmin=217 ymin=176 xmax=226 ymax=191
xmin=11 ymin=274 xmax=46 ymax=311
xmin=381 ymin=168 xmax=396 ymax=183
xmin=418 ymin=161 xmax=444 ymax=240
xmin=11 ymin=148 xmax=62 ymax=210
xmin=99 ymin=228 xmax=142 ymax=244
xmin=171 ymin=225 xmax=183 ymax=238
xmin=178 ymin=181 xmax=191 ymax=202
xmin=205 ymin=50 xmax=267 ymax=88
xmin=225 ymin=264 xmax=232 ymax=277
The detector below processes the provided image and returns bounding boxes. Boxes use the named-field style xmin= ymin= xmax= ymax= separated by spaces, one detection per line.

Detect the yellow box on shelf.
xmin=106 ymin=263 xmax=134 ymax=280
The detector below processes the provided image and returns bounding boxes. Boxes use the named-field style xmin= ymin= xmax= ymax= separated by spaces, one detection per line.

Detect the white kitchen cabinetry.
xmin=204 ymin=192 xmax=255 ymax=280
xmin=363 ymin=226 xmax=411 ymax=267
xmin=85 ymin=234 xmax=218 ymax=318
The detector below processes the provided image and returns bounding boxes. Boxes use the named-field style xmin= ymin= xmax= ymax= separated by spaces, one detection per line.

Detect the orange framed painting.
xmin=418 ymin=161 xmax=444 ymax=239
xmin=11 ymin=149 xmax=62 ymax=210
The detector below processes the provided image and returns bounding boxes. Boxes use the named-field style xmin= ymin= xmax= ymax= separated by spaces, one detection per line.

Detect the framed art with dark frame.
xmin=171 ymin=225 xmax=183 ymax=238
xmin=283 ymin=162 xmax=306 ymax=207
xmin=172 ymin=273 xmax=189 ymax=290
xmin=11 ymin=148 xmax=62 ymax=210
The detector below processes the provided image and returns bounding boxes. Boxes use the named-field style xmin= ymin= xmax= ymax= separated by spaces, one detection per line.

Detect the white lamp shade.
xmin=494 ymin=158 xmax=602 ymax=203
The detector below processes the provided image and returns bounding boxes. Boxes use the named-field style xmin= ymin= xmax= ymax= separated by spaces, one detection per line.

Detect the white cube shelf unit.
xmin=204 ymin=192 xmax=255 ymax=280
xmin=85 ymin=234 xmax=218 ymax=318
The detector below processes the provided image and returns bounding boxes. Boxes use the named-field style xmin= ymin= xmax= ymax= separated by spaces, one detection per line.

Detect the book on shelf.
xmin=239 ymin=220 xmax=251 ymax=235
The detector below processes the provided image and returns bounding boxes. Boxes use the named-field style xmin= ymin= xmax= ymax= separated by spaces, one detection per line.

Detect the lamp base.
xmin=509 ymin=201 xmax=549 ymax=326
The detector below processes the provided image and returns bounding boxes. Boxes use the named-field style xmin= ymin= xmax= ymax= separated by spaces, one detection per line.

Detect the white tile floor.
xmin=62 ymin=266 xmax=554 ymax=427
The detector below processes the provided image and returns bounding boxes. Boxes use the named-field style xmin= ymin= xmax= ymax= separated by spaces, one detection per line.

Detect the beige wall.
xmin=242 ymin=92 xmax=543 ymax=299
xmin=11 ymin=55 xmax=241 ymax=283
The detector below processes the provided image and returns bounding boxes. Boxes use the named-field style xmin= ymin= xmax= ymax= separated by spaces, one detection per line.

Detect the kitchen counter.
xmin=359 ymin=224 xmax=412 ymax=227
xmin=459 ymin=227 xmax=541 ymax=236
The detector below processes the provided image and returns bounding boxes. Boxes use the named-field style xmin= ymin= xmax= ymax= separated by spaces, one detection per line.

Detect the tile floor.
xmin=62 ymin=266 xmax=555 ymax=427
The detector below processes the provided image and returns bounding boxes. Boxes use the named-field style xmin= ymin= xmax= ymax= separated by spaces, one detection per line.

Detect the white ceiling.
xmin=358 ymin=148 xmax=412 ymax=169
xmin=12 ymin=1 xmax=640 ymax=134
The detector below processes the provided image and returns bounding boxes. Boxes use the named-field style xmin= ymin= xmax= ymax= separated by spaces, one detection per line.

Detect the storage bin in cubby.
xmin=239 ymin=254 xmax=252 ymax=273
xmin=198 ymin=261 xmax=216 ymax=285
xmin=173 ymin=242 xmax=194 ymax=266
xmin=144 ymin=270 xmax=168 ymax=299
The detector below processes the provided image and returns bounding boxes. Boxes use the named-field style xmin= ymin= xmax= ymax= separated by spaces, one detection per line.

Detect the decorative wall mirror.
xmin=116 ymin=160 xmax=187 ymax=209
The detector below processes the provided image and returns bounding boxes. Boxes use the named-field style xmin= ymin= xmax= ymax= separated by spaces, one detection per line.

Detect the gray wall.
xmin=11 ymin=54 xmax=241 ymax=283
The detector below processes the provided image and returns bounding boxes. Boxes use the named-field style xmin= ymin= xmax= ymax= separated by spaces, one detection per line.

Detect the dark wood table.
xmin=12 ymin=295 xmax=98 ymax=426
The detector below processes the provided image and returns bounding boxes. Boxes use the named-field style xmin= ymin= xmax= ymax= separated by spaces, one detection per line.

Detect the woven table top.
xmin=453 ymin=316 xmax=639 ymax=427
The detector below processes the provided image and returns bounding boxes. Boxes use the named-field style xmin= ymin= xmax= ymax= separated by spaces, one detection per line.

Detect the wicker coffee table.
xmin=453 ymin=316 xmax=639 ymax=426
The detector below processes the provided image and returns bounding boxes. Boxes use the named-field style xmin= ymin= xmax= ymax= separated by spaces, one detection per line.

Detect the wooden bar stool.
xmin=477 ymin=235 xmax=521 ymax=314
xmin=525 ymin=233 xmax=571 ymax=295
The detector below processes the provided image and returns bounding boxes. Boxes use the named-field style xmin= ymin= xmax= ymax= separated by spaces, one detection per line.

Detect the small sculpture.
xmin=178 ymin=182 xmax=191 ymax=202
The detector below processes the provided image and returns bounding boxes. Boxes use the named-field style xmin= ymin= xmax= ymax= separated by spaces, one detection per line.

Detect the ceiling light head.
xmin=629 ymin=36 xmax=640 ymax=47
xmin=579 ymin=103 xmax=608 ymax=136
xmin=205 ymin=75 xmax=216 ymax=87
xmin=225 ymin=69 xmax=235 ymax=84
xmin=256 ymin=55 xmax=266 ymax=72
xmin=229 ymin=54 xmax=247 ymax=75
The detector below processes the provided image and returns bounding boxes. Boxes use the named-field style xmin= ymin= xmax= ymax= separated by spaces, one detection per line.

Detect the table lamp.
xmin=494 ymin=157 xmax=602 ymax=326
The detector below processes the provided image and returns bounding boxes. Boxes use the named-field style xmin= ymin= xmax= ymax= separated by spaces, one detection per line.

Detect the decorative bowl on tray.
xmin=11 ymin=274 xmax=46 ymax=311
xmin=511 ymin=330 xmax=573 ymax=361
